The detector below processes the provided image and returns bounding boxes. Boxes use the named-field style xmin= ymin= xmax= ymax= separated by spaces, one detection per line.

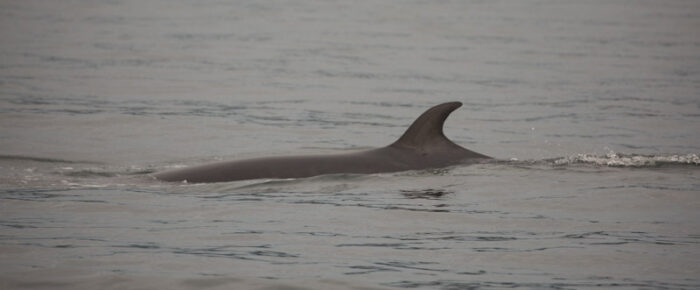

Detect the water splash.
xmin=553 ymin=151 xmax=699 ymax=167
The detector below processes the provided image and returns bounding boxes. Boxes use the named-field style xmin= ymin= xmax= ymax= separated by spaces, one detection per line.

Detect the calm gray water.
xmin=1 ymin=0 xmax=699 ymax=289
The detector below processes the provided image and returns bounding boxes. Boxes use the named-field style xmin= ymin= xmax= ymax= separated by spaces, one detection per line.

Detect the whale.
xmin=154 ymin=102 xmax=490 ymax=183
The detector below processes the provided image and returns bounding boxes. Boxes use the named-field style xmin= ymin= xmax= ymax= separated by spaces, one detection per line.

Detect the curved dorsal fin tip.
xmin=391 ymin=102 xmax=464 ymax=149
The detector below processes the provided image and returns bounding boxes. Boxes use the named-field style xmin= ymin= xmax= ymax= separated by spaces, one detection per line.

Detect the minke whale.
xmin=154 ymin=102 xmax=490 ymax=183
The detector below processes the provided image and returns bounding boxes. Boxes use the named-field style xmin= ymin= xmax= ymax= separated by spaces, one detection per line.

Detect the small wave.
xmin=552 ymin=152 xmax=699 ymax=167
xmin=218 ymin=173 xmax=372 ymax=189
xmin=0 ymin=155 xmax=98 ymax=164
xmin=400 ymin=189 xmax=453 ymax=200
xmin=60 ymin=170 xmax=118 ymax=178
xmin=57 ymin=166 xmax=156 ymax=178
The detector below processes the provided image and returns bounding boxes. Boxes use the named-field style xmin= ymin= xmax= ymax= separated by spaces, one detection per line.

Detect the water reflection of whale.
xmin=154 ymin=102 xmax=491 ymax=183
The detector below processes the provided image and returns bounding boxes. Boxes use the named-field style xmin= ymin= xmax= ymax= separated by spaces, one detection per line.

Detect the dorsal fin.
xmin=390 ymin=102 xmax=464 ymax=150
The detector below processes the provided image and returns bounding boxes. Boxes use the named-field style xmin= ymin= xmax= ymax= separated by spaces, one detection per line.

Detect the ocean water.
xmin=1 ymin=0 xmax=699 ymax=289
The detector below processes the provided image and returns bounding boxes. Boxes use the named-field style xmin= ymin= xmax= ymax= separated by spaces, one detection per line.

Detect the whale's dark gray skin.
xmin=154 ymin=102 xmax=490 ymax=183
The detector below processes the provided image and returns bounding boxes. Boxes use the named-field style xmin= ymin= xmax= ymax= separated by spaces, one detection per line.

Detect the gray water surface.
xmin=1 ymin=0 xmax=699 ymax=289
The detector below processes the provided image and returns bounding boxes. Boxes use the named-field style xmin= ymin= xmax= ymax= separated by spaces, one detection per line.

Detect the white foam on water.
xmin=554 ymin=151 xmax=700 ymax=167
